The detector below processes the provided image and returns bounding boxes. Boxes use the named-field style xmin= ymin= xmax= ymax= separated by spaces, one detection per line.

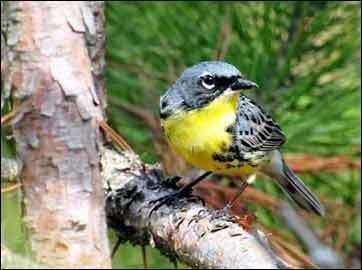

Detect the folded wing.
xmin=233 ymin=95 xmax=286 ymax=152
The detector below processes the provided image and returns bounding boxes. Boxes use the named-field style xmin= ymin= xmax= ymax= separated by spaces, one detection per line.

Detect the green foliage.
xmin=105 ymin=2 xmax=360 ymax=267
xmin=109 ymin=232 xmax=178 ymax=269
xmin=1 ymin=192 xmax=27 ymax=255
xmin=106 ymin=2 xmax=360 ymax=156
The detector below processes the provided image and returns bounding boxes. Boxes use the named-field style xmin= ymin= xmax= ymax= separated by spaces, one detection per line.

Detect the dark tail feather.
xmin=277 ymin=164 xmax=325 ymax=216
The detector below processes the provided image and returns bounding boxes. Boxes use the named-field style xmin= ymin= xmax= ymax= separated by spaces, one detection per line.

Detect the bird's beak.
xmin=231 ymin=78 xmax=259 ymax=91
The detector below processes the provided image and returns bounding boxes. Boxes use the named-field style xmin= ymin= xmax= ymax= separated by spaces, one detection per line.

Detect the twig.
xmin=213 ymin=7 xmax=232 ymax=60
xmin=284 ymin=154 xmax=361 ymax=172
xmin=108 ymin=99 xmax=159 ymax=131
xmin=99 ymin=120 xmax=134 ymax=153
xmin=1 ymin=109 xmax=18 ymax=124
xmin=1 ymin=100 xmax=32 ymax=125
xmin=335 ymin=227 xmax=348 ymax=252
xmin=268 ymin=239 xmax=302 ymax=269
xmin=1 ymin=183 xmax=20 ymax=193
xmin=268 ymin=233 xmax=317 ymax=268
xmin=196 ymin=180 xmax=280 ymax=212
xmin=108 ymin=61 xmax=170 ymax=82
xmin=280 ymin=203 xmax=343 ymax=269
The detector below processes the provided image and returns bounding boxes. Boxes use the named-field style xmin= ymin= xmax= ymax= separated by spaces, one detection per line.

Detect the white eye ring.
xmin=200 ymin=73 xmax=215 ymax=90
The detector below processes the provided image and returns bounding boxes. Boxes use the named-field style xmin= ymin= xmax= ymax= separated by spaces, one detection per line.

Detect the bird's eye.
xmin=201 ymin=74 xmax=215 ymax=89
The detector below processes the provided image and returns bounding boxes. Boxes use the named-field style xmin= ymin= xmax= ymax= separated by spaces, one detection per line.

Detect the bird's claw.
xmin=147 ymin=171 xmax=212 ymax=218
xmin=148 ymin=188 xmax=194 ymax=218
xmin=163 ymin=175 xmax=182 ymax=189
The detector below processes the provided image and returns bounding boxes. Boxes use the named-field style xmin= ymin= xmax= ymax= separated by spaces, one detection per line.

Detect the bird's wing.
xmin=232 ymin=95 xmax=286 ymax=152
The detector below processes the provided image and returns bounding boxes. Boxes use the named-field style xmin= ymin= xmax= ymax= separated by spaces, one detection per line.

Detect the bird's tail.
xmin=276 ymin=163 xmax=325 ymax=216
xmin=263 ymin=152 xmax=325 ymax=216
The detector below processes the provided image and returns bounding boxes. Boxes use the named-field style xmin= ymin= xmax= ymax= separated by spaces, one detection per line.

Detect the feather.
xmin=232 ymin=95 xmax=286 ymax=152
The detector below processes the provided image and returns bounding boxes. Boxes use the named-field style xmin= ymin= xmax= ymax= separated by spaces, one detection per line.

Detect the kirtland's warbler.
xmin=157 ymin=61 xmax=324 ymax=216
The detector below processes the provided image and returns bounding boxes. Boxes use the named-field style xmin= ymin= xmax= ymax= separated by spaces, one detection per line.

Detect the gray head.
xmin=160 ymin=61 xmax=258 ymax=119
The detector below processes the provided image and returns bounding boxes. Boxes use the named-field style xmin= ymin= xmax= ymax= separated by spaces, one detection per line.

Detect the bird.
xmin=154 ymin=61 xmax=324 ymax=216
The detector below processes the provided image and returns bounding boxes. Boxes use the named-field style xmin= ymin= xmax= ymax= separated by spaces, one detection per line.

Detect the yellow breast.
xmin=162 ymin=93 xmax=255 ymax=176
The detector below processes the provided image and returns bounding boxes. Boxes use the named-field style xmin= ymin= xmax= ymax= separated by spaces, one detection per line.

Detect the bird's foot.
xmin=148 ymin=188 xmax=192 ymax=218
xmin=148 ymin=171 xmax=212 ymax=218
xmin=163 ymin=175 xmax=182 ymax=189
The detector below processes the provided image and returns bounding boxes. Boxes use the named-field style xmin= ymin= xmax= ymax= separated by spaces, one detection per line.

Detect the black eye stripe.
xmin=216 ymin=77 xmax=230 ymax=87
xmin=215 ymin=76 xmax=239 ymax=88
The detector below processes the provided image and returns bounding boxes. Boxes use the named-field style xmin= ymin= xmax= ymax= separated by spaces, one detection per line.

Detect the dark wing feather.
xmin=233 ymin=96 xmax=286 ymax=152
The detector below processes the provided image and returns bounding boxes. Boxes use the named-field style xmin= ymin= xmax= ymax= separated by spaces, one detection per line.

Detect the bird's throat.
xmin=162 ymin=92 xmax=241 ymax=173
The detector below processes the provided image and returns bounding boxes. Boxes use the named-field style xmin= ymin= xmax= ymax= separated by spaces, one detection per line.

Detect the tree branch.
xmin=101 ymin=148 xmax=285 ymax=269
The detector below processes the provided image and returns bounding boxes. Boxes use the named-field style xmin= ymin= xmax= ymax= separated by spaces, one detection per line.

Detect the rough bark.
xmin=102 ymin=148 xmax=285 ymax=269
xmin=2 ymin=1 xmax=111 ymax=268
xmin=1 ymin=157 xmax=22 ymax=182
xmin=1 ymin=245 xmax=44 ymax=269
xmin=1 ymin=149 xmax=286 ymax=268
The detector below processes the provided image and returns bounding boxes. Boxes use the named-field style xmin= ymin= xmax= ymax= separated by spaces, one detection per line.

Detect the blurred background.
xmin=2 ymin=1 xmax=361 ymax=268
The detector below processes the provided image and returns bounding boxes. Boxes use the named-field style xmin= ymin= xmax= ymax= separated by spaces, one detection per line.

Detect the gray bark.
xmin=102 ymin=148 xmax=284 ymax=269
